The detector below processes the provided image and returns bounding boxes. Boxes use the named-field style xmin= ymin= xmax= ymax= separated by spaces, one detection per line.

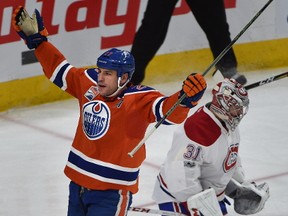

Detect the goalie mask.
xmin=210 ymin=78 xmax=249 ymax=131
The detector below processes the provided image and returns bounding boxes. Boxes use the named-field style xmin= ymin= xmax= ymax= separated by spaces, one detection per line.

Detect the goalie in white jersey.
xmin=152 ymin=78 xmax=270 ymax=216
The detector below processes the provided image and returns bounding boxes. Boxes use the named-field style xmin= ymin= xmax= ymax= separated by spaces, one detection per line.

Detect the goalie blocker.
xmin=225 ymin=178 xmax=270 ymax=215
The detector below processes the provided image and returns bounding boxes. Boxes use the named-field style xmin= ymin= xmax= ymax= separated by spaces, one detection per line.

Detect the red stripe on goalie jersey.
xmin=184 ymin=107 xmax=221 ymax=146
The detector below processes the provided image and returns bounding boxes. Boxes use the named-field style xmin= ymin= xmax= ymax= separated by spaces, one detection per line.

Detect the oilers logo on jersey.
xmin=82 ymin=101 xmax=111 ymax=140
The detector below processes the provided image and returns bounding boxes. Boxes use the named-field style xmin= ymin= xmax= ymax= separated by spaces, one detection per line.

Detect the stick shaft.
xmin=128 ymin=0 xmax=274 ymax=157
xmin=245 ymin=71 xmax=288 ymax=90
xmin=128 ymin=127 xmax=156 ymax=157
xmin=129 ymin=207 xmax=188 ymax=216
xmin=202 ymin=0 xmax=274 ymax=76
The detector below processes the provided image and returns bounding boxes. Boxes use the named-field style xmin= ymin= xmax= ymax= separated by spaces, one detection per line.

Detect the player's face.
xmin=96 ymin=68 xmax=119 ymax=96
xmin=229 ymin=104 xmax=243 ymax=117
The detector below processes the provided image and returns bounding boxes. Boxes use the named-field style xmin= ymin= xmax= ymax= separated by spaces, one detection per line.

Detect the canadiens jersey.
xmin=34 ymin=42 xmax=190 ymax=194
xmin=153 ymin=105 xmax=244 ymax=203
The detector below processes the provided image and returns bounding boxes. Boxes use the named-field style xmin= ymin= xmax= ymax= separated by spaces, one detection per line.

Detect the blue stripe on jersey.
xmin=53 ymin=63 xmax=69 ymax=88
xmin=68 ymin=151 xmax=139 ymax=182
xmin=155 ymin=97 xmax=173 ymax=125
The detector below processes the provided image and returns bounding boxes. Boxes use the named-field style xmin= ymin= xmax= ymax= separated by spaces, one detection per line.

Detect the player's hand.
xmin=12 ymin=6 xmax=48 ymax=49
xmin=180 ymin=73 xmax=207 ymax=108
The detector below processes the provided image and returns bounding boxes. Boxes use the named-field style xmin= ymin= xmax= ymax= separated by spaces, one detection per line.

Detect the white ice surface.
xmin=1 ymin=68 xmax=288 ymax=216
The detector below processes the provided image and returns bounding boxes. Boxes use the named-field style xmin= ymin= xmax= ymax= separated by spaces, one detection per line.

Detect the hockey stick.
xmin=244 ymin=71 xmax=288 ymax=90
xmin=129 ymin=207 xmax=188 ymax=216
xmin=128 ymin=0 xmax=274 ymax=157
xmin=202 ymin=0 xmax=273 ymax=77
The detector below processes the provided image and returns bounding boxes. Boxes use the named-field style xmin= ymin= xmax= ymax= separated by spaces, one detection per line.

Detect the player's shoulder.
xmin=85 ymin=68 xmax=98 ymax=83
xmin=184 ymin=105 xmax=221 ymax=147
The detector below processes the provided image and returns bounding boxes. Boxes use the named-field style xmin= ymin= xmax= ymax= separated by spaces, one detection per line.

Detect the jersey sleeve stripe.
xmin=49 ymin=60 xmax=68 ymax=81
xmin=154 ymin=97 xmax=173 ymax=125
xmin=60 ymin=65 xmax=72 ymax=90
xmin=49 ymin=60 xmax=71 ymax=90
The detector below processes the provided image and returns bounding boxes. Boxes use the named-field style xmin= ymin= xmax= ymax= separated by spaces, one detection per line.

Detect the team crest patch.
xmin=84 ymin=86 xmax=99 ymax=101
xmin=82 ymin=101 xmax=111 ymax=140
xmin=223 ymin=143 xmax=239 ymax=172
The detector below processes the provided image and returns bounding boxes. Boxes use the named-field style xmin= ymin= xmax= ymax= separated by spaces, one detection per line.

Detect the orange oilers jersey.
xmin=35 ymin=42 xmax=190 ymax=194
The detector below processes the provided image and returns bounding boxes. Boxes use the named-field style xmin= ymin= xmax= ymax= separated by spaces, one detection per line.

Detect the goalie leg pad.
xmin=187 ymin=188 xmax=223 ymax=216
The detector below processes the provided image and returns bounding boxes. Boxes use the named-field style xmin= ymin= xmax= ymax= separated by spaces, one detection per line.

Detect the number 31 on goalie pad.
xmin=187 ymin=188 xmax=223 ymax=216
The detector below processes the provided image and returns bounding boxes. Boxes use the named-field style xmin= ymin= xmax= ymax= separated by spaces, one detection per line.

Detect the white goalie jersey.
xmin=153 ymin=105 xmax=245 ymax=204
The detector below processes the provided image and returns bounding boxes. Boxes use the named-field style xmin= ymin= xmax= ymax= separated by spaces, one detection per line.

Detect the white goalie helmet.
xmin=210 ymin=78 xmax=249 ymax=131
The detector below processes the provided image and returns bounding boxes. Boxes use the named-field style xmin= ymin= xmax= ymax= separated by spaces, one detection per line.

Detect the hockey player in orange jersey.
xmin=13 ymin=6 xmax=207 ymax=216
